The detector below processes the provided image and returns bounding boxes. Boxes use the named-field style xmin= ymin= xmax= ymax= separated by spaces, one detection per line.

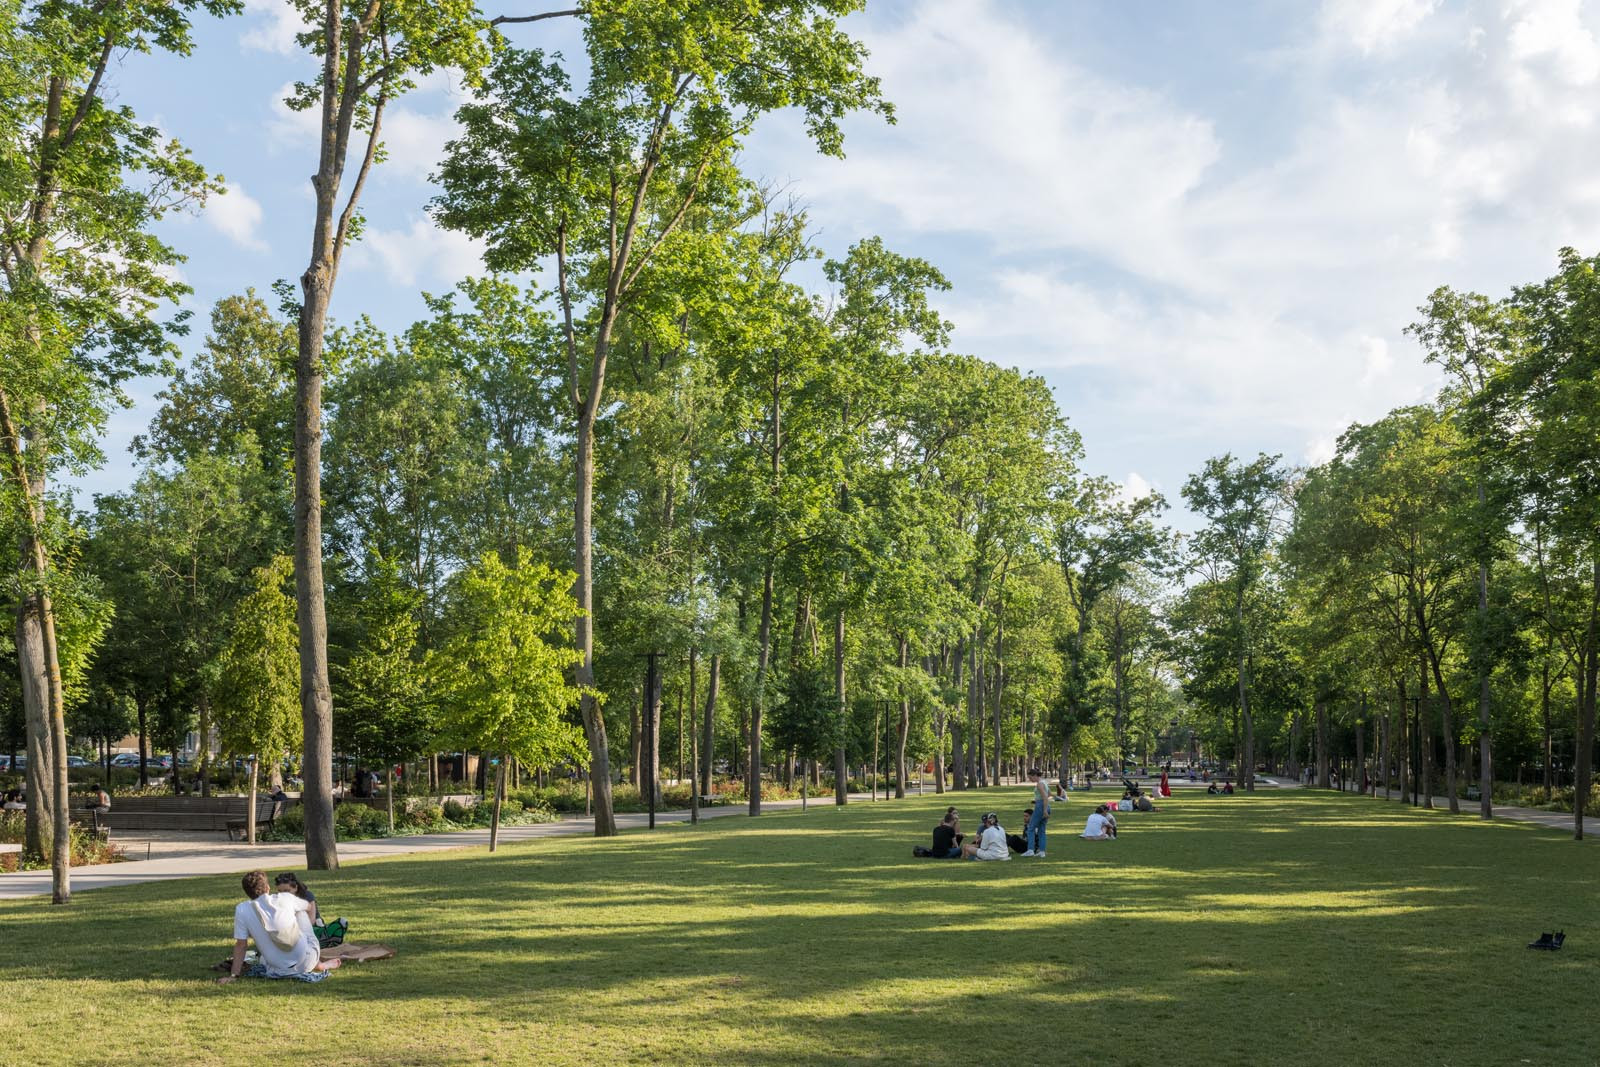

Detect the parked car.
xmin=110 ymin=753 xmax=142 ymax=768
xmin=2 ymin=754 xmax=25 ymax=771
xmin=66 ymin=755 xmax=90 ymax=767
xmin=148 ymin=755 xmax=174 ymax=770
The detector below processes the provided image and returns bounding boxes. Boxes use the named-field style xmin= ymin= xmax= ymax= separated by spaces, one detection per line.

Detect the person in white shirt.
xmin=1081 ymin=804 xmax=1116 ymax=840
xmin=961 ymin=812 xmax=1010 ymax=860
xmin=215 ymin=870 xmax=342 ymax=984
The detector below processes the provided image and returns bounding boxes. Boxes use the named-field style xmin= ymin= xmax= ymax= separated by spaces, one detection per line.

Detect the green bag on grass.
xmin=313 ymin=917 xmax=348 ymax=948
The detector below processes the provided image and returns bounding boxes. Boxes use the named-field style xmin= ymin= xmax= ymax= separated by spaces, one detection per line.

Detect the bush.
xmin=0 ymin=817 xmax=124 ymax=871
xmin=443 ymin=799 xmax=469 ymax=822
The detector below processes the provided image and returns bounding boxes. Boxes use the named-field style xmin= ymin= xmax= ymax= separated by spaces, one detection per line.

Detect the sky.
xmin=80 ymin=0 xmax=1600 ymax=528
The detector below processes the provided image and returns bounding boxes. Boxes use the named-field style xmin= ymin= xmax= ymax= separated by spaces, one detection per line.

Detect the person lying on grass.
xmin=1081 ymin=805 xmax=1116 ymax=840
xmin=961 ymin=812 xmax=1010 ymax=860
xmin=216 ymin=870 xmax=342 ymax=985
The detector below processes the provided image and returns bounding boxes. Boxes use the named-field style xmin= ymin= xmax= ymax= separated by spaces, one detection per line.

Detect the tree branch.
xmin=488 ymin=8 xmax=579 ymax=27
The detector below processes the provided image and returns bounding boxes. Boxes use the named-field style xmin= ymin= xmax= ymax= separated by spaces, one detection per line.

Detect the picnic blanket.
xmin=213 ymin=942 xmax=396 ymax=981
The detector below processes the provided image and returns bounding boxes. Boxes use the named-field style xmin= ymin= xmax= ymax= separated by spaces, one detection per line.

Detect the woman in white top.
xmin=961 ymin=812 xmax=1011 ymax=860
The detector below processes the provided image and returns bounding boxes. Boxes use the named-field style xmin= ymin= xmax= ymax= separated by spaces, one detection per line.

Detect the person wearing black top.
xmin=929 ymin=812 xmax=963 ymax=858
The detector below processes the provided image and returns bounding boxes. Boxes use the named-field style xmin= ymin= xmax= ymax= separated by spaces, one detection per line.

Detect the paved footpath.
xmin=0 ymin=792 xmax=888 ymax=901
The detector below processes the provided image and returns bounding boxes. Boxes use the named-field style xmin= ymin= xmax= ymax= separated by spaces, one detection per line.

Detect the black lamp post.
xmin=878 ymin=699 xmax=895 ymax=801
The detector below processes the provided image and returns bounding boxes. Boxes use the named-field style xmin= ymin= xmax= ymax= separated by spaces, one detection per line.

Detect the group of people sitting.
xmin=915 ymin=766 xmax=1177 ymax=859
xmin=1206 ymin=780 xmax=1235 ymax=795
xmin=217 ymin=870 xmax=348 ymax=984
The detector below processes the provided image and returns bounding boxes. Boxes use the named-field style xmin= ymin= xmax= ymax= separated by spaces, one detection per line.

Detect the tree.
xmin=1183 ymin=453 xmax=1290 ymax=792
xmin=213 ymin=557 xmax=302 ymax=845
xmin=281 ymin=0 xmax=493 ymax=870
xmin=336 ymin=557 xmax=434 ymax=832
xmin=439 ymin=548 xmax=588 ymax=851
xmin=433 ymin=1 xmax=889 ymax=832
xmin=1478 ymin=248 xmax=1600 ymax=838
xmin=1 ymin=0 xmax=230 ymax=903
xmin=1052 ymin=478 xmax=1169 ymax=771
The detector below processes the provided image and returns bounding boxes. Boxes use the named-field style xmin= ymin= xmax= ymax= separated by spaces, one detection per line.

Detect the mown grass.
xmin=2 ymin=790 xmax=1595 ymax=1066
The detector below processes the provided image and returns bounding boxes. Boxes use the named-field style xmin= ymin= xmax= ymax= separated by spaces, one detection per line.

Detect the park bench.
xmin=68 ymin=808 xmax=109 ymax=838
xmin=226 ymin=799 xmax=286 ymax=841
xmin=105 ymin=795 xmax=273 ymax=834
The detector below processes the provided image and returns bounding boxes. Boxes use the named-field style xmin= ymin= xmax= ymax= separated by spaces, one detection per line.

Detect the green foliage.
xmin=212 ymin=556 xmax=301 ymax=763
xmin=438 ymin=548 xmax=589 ymax=769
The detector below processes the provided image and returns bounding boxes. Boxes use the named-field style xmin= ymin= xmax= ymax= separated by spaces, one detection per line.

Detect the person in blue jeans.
xmin=1022 ymin=768 xmax=1051 ymax=857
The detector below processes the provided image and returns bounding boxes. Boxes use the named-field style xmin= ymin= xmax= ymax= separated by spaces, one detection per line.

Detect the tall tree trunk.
xmin=967 ymin=633 xmax=980 ymax=788
xmin=1477 ymin=543 xmax=1494 ymax=818
xmin=951 ymin=636 xmax=966 ymax=791
xmin=992 ymin=605 xmax=1004 ymax=786
xmin=1575 ymin=554 xmax=1600 ymax=841
xmin=896 ymin=634 xmax=910 ymax=799
xmin=834 ymin=608 xmax=848 ymax=805
xmin=701 ymin=653 xmax=720 ymax=797
xmin=16 ymin=606 xmax=53 ymax=861
xmin=574 ymin=411 xmax=617 ymax=835
xmin=1543 ymin=651 xmax=1554 ymax=793
xmin=1419 ymin=656 xmax=1433 ymax=809
xmin=1315 ymin=699 xmax=1329 ymax=788
xmin=296 ymin=254 xmax=339 ymax=871
xmin=748 ymin=564 xmax=773 ymax=815
xmin=629 ymin=697 xmax=641 ymax=787
xmin=1425 ymin=644 xmax=1460 ymax=814
xmin=489 ymin=755 xmax=505 ymax=853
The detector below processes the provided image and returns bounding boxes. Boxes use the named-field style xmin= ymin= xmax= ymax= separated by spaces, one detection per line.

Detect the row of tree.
xmin=4 ymin=0 xmax=1190 ymax=903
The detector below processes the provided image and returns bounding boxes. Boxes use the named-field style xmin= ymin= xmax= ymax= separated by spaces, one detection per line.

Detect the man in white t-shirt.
xmin=961 ymin=812 xmax=1010 ymax=860
xmin=215 ymin=870 xmax=341 ymax=984
xmin=1081 ymin=804 xmax=1116 ymax=840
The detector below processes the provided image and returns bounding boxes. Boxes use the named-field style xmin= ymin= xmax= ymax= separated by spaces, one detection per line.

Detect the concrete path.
xmin=0 ymin=792 xmax=892 ymax=900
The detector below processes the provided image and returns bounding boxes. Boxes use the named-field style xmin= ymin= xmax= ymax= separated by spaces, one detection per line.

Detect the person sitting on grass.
xmin=274 ymin=872 xmax=320 ymax=923
xmin=929 ymin=811 xmax=964 ymax=858
xmin=1008 ymin=809 xmax=1032 ymax=854
xmin=1222 ymin=780 xmax=1235 ymax=795
xmin=216 ymin=870 xmax=342 ymax=985
xmin=1081 ymin=804 xmax=1116 ymax=840
xmin=1207 ymin=782 xmax=1220 ymax=795
xmin=1134 ymin=791 xmax=1156 ymax=813
xmin=961 ymin=812 xmax=1010 ymax=860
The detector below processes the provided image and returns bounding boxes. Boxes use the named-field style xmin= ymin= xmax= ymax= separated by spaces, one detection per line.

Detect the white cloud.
xmin=205 ymin=184 xmax=268 ymax=252
xmin=1358 ymin=335 xmax=1393 ymax=387
xmin=240 ymin=0 xmax=307 ymax=55
xmin=1114 ymin=471 xmax=1155 ymax=505
xmin=380 ymin=107 xmax=459 ymax=182
xmin=1317 ymin=0 xmax=1440 ymax=54
xmin=267 ymin=80 xmax=319 ymax=148
xmin=347 ymin=216 xmax=485 ymax=287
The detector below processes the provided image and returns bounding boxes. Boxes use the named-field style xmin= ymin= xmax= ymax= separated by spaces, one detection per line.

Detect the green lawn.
xmin=4 ymin=789 xmax=1595 ymax=1066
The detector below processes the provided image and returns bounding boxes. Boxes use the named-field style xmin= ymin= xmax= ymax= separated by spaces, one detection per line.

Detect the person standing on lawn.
xmin=1022 ymin=768 xmax=1051 ymax=857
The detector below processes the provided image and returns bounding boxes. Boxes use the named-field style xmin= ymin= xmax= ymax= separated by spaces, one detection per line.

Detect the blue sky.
xmin=85 ymin=0 xmax=1600 ymax=528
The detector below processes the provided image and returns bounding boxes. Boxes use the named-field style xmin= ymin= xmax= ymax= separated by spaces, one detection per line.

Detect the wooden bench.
xmin=68 ymin=808 xmax=109 ymax=838
xmin=106 ymin=795 xmax=267 ymax=833
xmin=226 ymin=799 xmax=286 ymax=841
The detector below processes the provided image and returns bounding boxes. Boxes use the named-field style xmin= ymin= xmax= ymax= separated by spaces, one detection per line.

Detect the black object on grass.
xmin=1527 ymin=931 xmax=1565 ymax=951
